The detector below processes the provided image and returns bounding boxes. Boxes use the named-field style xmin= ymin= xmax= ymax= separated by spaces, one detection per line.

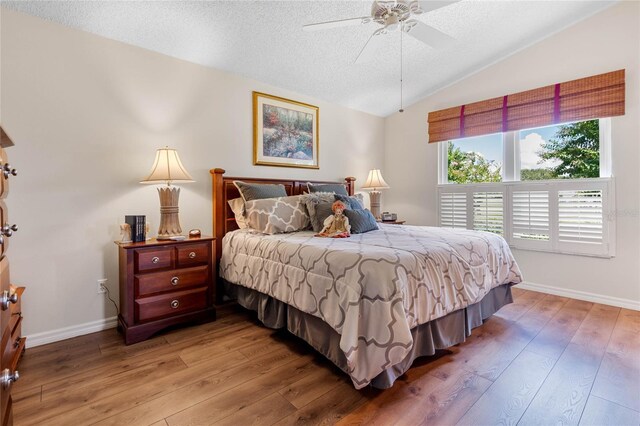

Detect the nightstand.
xmin=380 ymin=220 xmax=406 ymax=225
xmin=115 ymin=236 xmax=216 ymax=344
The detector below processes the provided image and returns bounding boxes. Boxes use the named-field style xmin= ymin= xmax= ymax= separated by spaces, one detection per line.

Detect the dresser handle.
xmin=151 ymin=256 xmax=160 ymax=264
xmin=0 ymin=369 xmax=19 ymax=389
xmin=171 ymin=277 xmax=179 ymax=286
xmin=0 ymin=290 xmax=18 ymax=311
xmin=13 ymin=337 xmax=21 ymax=348
xmin=1 ymin=224 xmax=18 ymax=237
xmin=170 ymin=300 xmax=179 ymax=309
xmin=188 ymin=252 xmax=196 ymax=259
xmin=2 ymin=163 xmax=17 ymax=179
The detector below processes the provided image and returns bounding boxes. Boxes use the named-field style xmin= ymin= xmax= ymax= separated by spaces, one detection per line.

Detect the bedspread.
xmin=220 ymin=224 xmax=523 ymax=388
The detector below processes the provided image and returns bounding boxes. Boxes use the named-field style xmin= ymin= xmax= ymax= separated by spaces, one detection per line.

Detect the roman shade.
xmin=427 ymin=69 xmax=625 ymax=143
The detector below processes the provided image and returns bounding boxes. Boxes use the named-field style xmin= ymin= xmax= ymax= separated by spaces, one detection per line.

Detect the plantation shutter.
xmin=427 ymin=69 xmax=625 ymax=143
xmin=439 ymin=192 xmax=468 ymax=229
xmin=472 ymin=191 xmax=504 ymax=235
xmin=512 ymin=190 xmax=550 ymax=241
xmin=557 ymin=189 xmax=604 ymax=244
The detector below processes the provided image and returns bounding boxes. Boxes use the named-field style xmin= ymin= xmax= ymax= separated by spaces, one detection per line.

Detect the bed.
xmin=210 ymin=169 xmax=523 ymax=389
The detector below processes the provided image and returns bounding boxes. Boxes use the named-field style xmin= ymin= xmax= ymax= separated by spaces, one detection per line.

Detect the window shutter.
xmin=512 ymin=190 xmax=550 ymax=240
xmin=439 ymin=192 xmax=468 ymax=229
xmin=558 ymin=189 xmax=603 ymax=244
xmin=428 ymin=70 xmax=625 ymax=143
xmin=473 ymin=191 xmax=504 ymax=235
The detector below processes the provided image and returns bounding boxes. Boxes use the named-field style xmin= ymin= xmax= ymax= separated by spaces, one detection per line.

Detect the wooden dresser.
xmin=0 ymin=126 xmax=22 ymax=426
xmin=115 ymin=237 xmax=216 ymax=345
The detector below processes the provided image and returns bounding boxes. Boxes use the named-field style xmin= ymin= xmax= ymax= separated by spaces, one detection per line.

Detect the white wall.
xmin=0 ymin=9 xmax=386 ymax=339
xmin=385 ymin=2 xmax=640 ymax=306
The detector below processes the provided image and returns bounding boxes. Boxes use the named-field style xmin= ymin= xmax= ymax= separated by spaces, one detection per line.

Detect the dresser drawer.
xmin=135 ymin=287 xmax=208 ymax=323
xmin=0 ymin=147 xmax=9 ymax=200
xmin=135 ymin=265 xmax=209 ymax=297
xmin=135 ymin=247 xmax=174 ymax=273
xmin=176 ymin=242 xmax=210 ymax=267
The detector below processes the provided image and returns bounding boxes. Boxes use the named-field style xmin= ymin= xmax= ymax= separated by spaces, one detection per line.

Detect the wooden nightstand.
xmin=380 ymin=220 xmax=406 ymax=225
xmin=115 ymin=236 xmax=216 ymax=345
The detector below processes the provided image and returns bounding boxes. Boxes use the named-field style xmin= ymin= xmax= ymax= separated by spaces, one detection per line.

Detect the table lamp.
xmin=361 ymin=169 xmax=390 ymax=220
xmin=141 ymin=147 xmax=194 ymax=239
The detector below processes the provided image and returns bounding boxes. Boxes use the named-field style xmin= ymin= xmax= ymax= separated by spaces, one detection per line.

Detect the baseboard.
xmin=518 ymin=281 xmax=640 ymax=311
xmin=26 ymin=316 xmax=118 ymax=348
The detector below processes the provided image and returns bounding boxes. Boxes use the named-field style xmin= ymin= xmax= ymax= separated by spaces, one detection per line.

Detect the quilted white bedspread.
xmin=220 ymin=224 xmax=523 ymax=389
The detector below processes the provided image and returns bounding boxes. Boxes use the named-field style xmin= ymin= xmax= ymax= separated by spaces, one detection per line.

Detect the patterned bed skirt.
xmin=224 ymin=281 xmax=514 ymax=389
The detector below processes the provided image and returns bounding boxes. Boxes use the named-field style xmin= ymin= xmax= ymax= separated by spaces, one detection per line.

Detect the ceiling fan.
xmin=303 ymin=0 xmax=459 ymax=63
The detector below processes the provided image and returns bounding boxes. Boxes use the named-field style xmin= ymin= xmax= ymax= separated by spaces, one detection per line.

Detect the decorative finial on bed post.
xmin=345 ymin=176 xmax=356 ymax=196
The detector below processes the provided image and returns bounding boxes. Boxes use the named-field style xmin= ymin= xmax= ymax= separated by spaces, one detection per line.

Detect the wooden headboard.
xmin=210 ymin=168 xmax=355 ymax=302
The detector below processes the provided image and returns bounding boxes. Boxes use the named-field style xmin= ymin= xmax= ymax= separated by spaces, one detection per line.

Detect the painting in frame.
xmin=253 ymin=91 xmax=319 ymax=169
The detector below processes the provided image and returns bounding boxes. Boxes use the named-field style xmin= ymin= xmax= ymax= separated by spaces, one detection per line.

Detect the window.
xmin=518 ymin=120 xmax=600 ymax=181
xmin=438 ymin=118 xmax=614 ymax=258
xmin=447 ymin=134 xmax=502 ymax=184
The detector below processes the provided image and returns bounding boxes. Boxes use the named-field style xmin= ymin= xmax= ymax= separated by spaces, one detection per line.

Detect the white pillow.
xmin=227 ymin=198 xmax=249 ymax=229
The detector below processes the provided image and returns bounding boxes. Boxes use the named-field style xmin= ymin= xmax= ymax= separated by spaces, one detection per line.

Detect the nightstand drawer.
xmin=135 ymin=265 xmax=209 ymax=297
xmin=176 ymin=243 xmax=209 ymax=267
xmin=135 ymin=287 xmax=207 ymax=323
xmin=135 ymin=247 xmax=174 ymax=272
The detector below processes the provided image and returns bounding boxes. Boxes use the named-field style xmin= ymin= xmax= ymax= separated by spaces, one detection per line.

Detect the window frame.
xmin=436 ymin=118 xmax=615 ymax=258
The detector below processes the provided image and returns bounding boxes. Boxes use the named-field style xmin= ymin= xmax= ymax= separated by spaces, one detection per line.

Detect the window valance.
xmin=427 ymin=69 xmax=625 ymax=143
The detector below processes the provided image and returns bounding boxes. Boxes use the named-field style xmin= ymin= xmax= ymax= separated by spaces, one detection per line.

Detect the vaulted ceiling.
xmin=3 ymin=1 xmax=616 ymax=116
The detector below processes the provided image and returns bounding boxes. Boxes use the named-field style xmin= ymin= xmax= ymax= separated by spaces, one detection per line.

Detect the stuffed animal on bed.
xmin=316 ymin=200 xmax=351 ymax=238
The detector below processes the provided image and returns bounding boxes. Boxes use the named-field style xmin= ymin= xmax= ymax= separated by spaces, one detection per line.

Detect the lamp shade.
xmin=140 ymin=147 xmax=194 ymax=185
xmin=361 ymin=169 xmax=390 ymax=190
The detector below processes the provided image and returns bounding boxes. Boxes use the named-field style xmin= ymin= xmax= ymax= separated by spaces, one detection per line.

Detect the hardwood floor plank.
xmin=165 ymin=353 xmax=330 ymax=425
xmin=278 ymin=362 xmax=346 ymax=409
xmin=275 ymin=379 xmax=368 ymax=426
xmin=493 ymin=289 xmax=547 ymax=322
xmin=518 ymin=303 xmax=620 ymax=426
xmin=214 ymin=392 xmax=298 ymax=426
xmin=456 ymin=350 xmax=555 ymax=426
xmin=524 ymin=298 xmax=592 ymax=360
xmin=148 ymin=420 xmax=169 ymax=426
xmin=579 ymin=395 xmax=640 ymax=426
xmin=92 ymin=346 xmax=312 ymax=426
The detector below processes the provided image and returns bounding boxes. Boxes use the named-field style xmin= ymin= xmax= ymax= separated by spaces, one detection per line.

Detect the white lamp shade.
xmin=361 ymin=169 xmax=390 ymax=190
xmin=140 ymin=147 xmax=194 ymax=184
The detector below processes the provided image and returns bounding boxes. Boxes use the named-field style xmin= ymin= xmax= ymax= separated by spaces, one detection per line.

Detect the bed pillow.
xmin=245 ymin=195 xmax=310 ymax=234
xmin=334 ymin=193 xmax=364 ymax=210
xmin=234 ymin=181 xmax=287 ymax=202
xmin=303 ymin=193 xmax=336 ymax=232
xmin=345 ymin=209 xmax=379 ymax=234
xmin=308 ymin=202 xmax=336 ymax=233
xmin=306 ymin=182 xmax=349 ymax=196
xmin=227 ymin=198 xmax=249 ymax=229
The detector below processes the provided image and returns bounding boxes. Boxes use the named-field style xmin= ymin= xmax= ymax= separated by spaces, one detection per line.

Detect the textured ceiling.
xmin=2 ymin=0 xmax=616 ymax=117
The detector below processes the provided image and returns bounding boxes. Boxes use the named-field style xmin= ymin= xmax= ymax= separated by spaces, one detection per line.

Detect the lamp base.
xmin=369 ymin=190 xmax=382 ymax=220
xmin=157 ymin=186 xmax=183 ymax=240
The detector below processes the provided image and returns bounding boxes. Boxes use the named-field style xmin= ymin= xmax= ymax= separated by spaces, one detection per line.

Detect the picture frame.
xmin=253 ymin=91 xmax=319 ymax=169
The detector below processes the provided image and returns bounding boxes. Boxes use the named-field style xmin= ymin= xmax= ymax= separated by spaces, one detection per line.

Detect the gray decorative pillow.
xmin=307 ymin=182 xmax=349 ymax=196
xmin=245 ymin=195 xmax=310 ymax=234
xmin=303 ymin=193 xmax=336 ymax=232
xmin=234 ymin=181 xmax=287 ymax=202
xmin=308 ymin=202 xmax=336 ymax=233
xmin=334 ymin=194 xmax=364 ymax=210
xmin=344 ymin=209 xmax=379 ymax=234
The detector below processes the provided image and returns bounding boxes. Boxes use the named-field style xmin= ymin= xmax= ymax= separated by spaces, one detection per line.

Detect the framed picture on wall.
xmin=253 ymin=91 xmax=319 ymax=169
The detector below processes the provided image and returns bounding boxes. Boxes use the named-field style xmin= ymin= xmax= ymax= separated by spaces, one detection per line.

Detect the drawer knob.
xmin=1 ymin=368 xmax=19 ymax=389
xmin=14 ymin=337 xmax=20 ymax=348
xmin=1 ymin=224 xmax=18 ymax=237
xmin=188 ymin=252 xmax=196 ymax=259
xmin=171 ymin=277 xmax=179 ymax=286
xmin=151 ymin=256 xmax=160 ymax=264
xmin=170 ymin=300 xmax=179 ymax=309
xmin=0 ymin=290 xmax=18 ymax=311
xmin=2 ymin=163 xmax=17 ymax=179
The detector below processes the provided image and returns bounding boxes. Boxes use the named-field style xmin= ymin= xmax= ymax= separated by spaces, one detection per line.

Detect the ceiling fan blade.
xmin=404 ymin=21 xmax=455 ymax=49
xmin=354 ymin=29 xmax=386 ymax=64
xmin=415 ymin=1 xmax=461 ymax=14
xmin=303 ymin=16 xmax=371 ymax=31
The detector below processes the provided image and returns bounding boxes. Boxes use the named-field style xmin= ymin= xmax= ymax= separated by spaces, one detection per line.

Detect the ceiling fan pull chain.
xmin=399 ymin=29 xmax=404 ymax=113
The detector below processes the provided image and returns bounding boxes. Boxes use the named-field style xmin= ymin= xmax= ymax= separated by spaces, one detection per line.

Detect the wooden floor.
xmin=11 ymin=288 xmax=640 ymax=426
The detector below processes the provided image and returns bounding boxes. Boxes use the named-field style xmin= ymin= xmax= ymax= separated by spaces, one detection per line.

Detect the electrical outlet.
xmin=97 ymin=279 xmax=107 ymax=294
